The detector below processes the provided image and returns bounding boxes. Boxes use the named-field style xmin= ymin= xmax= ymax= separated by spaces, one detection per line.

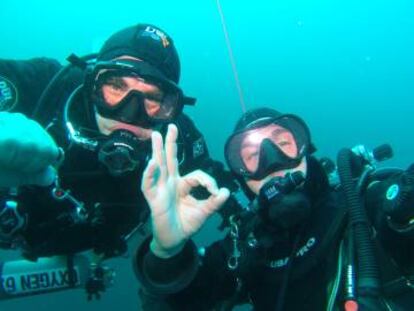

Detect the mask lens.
xmin=225 ymin=115 xmax=311 ymax=178
xmin=98 ymin=71 xmax=146 ymax=107
xmin=145 ymin=91 xmax=178 ymax=120
xmin=240 ymin=125 xmax=298 ymax=173
xmin=92 ymin=65 xmax=182 ymax=123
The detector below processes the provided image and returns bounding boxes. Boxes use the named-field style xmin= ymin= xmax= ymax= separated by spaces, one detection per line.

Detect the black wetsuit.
xmin=0 ymin=57 xmax=238 ymax=259
xmin=134 ymin=157 xmax=414 ymax=310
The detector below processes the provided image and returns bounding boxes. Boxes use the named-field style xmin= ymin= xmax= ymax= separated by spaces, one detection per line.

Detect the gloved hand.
xmin=0 ymin=112 xmax=60 ymax=187
xmin=141 ymin=124 xmax=230 ymax=258
xmin=384 ymin=164 xmax=414 ymax=227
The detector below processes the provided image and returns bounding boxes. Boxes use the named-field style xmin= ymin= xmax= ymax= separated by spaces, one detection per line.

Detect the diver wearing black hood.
xmin=0 ymin=24 xmax=238 ymax=264
xmin=134 ymin=107 xmax=414 ymax=310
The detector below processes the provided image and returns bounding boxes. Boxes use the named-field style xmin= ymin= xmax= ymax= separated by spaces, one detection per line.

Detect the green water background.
xmin=0 ymin=0 xmax=413 ymax=310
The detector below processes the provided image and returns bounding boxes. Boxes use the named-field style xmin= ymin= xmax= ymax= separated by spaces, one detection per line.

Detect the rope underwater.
xmin=216 ymin=0 xmax=246 ymax=112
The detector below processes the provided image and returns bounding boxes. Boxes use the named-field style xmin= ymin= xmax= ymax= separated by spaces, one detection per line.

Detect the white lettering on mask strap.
xmin=267 ymin=237 xmax=317 ymax=269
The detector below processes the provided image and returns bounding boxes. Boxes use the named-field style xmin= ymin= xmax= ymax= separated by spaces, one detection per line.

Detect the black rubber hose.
xmin=32 ymin=53 xmax=97 ymax=124
xmin=337 ymin=148 xmax=380 ymax=297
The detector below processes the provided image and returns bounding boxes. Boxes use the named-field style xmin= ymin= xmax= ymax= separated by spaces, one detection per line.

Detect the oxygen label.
xmin=0 ymin=76 xmax=18 ymax=111
xmin=0 ymin=266 xmax=80 ymax=295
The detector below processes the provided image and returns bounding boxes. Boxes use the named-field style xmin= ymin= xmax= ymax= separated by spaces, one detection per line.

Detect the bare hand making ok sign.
xmin=141 ymin=124 xmax=230 ymax=258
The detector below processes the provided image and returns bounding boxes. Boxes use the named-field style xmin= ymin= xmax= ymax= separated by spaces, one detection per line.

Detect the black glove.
xmin=383 ymin=164 xmax=414 ymax=228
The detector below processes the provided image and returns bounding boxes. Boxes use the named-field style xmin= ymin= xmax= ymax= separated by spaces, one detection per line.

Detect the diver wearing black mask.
xmin=62 ymin=48 xmax=196 ymax=177
xmin=0 ymin=23 xmax=239 ymax=271
xmin=135 ymin=107 xmax=414 ymax=311
xmin=222 ymin=108 xmax=318 ymax=249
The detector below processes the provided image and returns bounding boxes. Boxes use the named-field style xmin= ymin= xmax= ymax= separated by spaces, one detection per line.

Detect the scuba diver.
xmin=135 ymin=107 xmax=414 ymax=310
xmin=0 ymin=23 xmax=237 ymax=299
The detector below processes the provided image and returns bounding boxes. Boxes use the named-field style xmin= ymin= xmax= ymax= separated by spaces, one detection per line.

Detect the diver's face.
xmin=240 ymin=124 xmax=299 ymax=173
xmin=238 ymin=123 xmax=306 ymax=194
xmin=244 ymin=124 xmax=308 ymax=198
xmin=95 ymin=56 xmax=164 ymax=140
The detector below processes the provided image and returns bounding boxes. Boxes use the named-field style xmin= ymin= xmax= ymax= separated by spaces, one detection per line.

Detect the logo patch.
xmin=192 ymin=138 xmax=205 ymax=159
xmin=267 ymin=237 xmax=317 ymax=269
xmin=0 ymin=76 xmax=18 ymax=111
xmin=141 ymin=26 xmax=170 ymax=48
xmin=386 ymin=184 xmax=399 ymax=200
